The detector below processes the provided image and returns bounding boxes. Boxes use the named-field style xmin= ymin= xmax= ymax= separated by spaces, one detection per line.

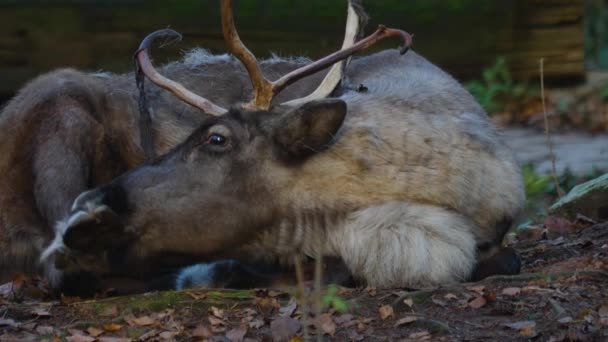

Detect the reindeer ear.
xmin=273 ymin=99 xmax=347 ymax=159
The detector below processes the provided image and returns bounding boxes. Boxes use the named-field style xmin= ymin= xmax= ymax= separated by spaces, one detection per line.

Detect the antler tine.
xmin=282 ymin=0 xmax=364 ymax=107
xmin=221 ymin=0 xmax=273 ymax=110
xmin=273 ymin=25 xmax=412 ymax=101
xmin=134 ymin=29 xmax=227 ymax=116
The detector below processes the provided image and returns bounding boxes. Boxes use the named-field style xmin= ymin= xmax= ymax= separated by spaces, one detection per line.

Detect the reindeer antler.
xmin=134 ymin=29 xmax=227 ymax=116
xmin=135 ymin=1 xmax=414 ymax=115
xmin=221 ymin=0 xmax=413 ymax=110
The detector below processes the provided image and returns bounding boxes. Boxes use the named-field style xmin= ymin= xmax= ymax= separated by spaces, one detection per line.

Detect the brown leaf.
xmin=98 ymin=338 xmax=132 ymax=342
xmin=467 ymin=285 xmax=485 ymax=295
xmin=131 ymin=315 xmax=155 ymax=326
xmin=444 ymin=293 xmax=458 ymax=300
xmin=30 ymin=306 xmax=51 ymax=317
xmin=192 ymin=323 xmax=212 ymax=338
xmin=67 ymin=335 xmax=95 ymax=342
xmin=366 ymin=287 xmax=377 ymax=297
xmin=102 ymin=323 xmax=122 ymax=332
xmin=157 ymin=331 xmax=178 ymax=340
xmin=334 ymin=314 xmax=355 ymax=326
xmin=395 ymin=316 xmax=418 ymax=327
xmin=289 ymin=337 xmax=304 ymax=342
xmin=431 ymin=297 xmax=447 ymax=307
xmin=503 ymin=320 xmax=536 ymax=331
xmin=226 ymin=324 xmax=248 ymax=342
xmin=544 ymin=216 xmax=576 ymax=237
xmin=501 ymin=287 xmax=521 ymax=296
xmin=408 ymin=330 xmax=431 ymax=340
xmin=36 ymin=325 xmax=54 ymax=335
xmin=209 ymin=315 xmax=226 ymax=326
xmin=318 ymin=313 xmax=337 ymax=337
xmin=379 ymin=304 xmax=394 ymax=320
xmin=86 ymin=327 xmax=103 ymax=337
xmin=468 ymin=296 xmax=487 ymax=309
xmin=270 ymin=316 xmax=301 ymax=342
xmin=210 ymin=306 xmax=225 ymax=319
xmin=403 ymin=298 xmax=414 ymax=307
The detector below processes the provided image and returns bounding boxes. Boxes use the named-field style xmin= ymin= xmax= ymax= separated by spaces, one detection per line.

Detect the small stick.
xmin=539 ymin=58 xmax=565 ymax=198
xmin=294 ymin=255 xmax=311 ymax=341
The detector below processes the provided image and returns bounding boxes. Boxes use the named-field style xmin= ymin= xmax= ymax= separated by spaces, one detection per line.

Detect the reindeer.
xmin=36 ymin=0 xmax=525 ymax=295
xmin=0 ymin=0 xmax=399 ymax=294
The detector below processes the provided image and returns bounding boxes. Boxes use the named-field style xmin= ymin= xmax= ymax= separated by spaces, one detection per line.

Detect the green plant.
xmin=465 ymin=57 xmax=538 ymax=114
xmin=321 ymin=284 xmax=348 ymax=313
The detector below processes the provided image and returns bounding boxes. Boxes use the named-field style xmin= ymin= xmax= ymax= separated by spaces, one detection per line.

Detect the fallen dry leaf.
xmin=192 ymin=323 xmax=213 ymax=338
xmin=248 ymin=318 xmax=265 ymax=330
xmin=467 ymin=285 xmax=485 ymax=295
xmin=501 ymin=287 xmax=521 ymax=296
xmin=157 ymin=331 xmax=179 ymax=340
xmin=270 ymin=316 xmax=301 ymax=342
xmin=209 ymin=315 xmax=226 ymax=327
xmin=544 ymin=216 xmax=576 ymax=237
xmin=468 ymin=296 xmax=487 ymax=309
xmin=226 ymin=324 xmax=248 ymax=342
xmin=318 ymin=313 xmax=337 ymax=337
xmin=403 ymin=298 xmax=414 ymax=307
xmin=379 ymin=304 xmax=394 ymax=320
xmin=98 ymin=337 xmax=132 ymax=342
xmin=86 ymin=327 xmax=103 ymax=337
xmin=67 ymin=335 xmax=95 ymax=342
xmin=395 ymin=316 xmax=418 ymax=327
xmin=102 ymin=323 xmax=122 ymax=332
xmin=210 ymin=306 xmax=225 ymax=319
xmin=503 ymin=320 xmax=536 ymax=331
xmin=289 ymin=337 xmax=304 ymax=342
xmin=444 ymin=293 xmax=458 ymax=300
xmin=409 ymin=330 xmax=431 ymax=340
xmin=366 ymin=287 xmax=377 ymax=297
xmin=334 ymin=314 xmax=355 ymax=326
xmin=36 ymin=325 xmax=54 ymax=335
xmin=30 ymin=306 xmax=51 ymax=317
xmin=131 ymin=315 xmax=155 ymax=326
xmin=557 ymin=316 xmax=573 ymax=324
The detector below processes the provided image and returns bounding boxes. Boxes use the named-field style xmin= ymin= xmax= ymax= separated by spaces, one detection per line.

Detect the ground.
xmin=0 ymin=216 xmax=607 ymax=341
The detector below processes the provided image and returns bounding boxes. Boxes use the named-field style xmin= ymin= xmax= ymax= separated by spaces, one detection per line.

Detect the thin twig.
xmin=540 ymin=58 xmax=565 ymax=198
xmin=314 ymin=248 xmax=323 ymax=342
xmin=294 ymin=255 xmax=311 ymax=341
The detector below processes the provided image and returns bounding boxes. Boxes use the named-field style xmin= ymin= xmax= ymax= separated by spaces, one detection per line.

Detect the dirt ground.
xmin=1 ymin=218 xmax=607 ymax=341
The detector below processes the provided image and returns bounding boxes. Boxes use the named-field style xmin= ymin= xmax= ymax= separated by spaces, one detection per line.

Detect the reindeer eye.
xmin=205 ymin=133 xmax=227 ymax=146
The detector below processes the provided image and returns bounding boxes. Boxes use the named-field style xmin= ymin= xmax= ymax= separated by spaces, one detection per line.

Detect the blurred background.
xmin=0 ymin=0 xmax=607 ymax=220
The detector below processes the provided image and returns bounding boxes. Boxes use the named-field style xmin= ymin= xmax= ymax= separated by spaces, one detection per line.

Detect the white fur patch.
xmin=181 ymin=48 xmax=234 ymax=67
xmin=327 ymin=202 xmax=477 ymax=288
xmin=174 ymin=263 xmax=217 ymax=289
xmin=39 ymin=217 xmax=71 ymax=288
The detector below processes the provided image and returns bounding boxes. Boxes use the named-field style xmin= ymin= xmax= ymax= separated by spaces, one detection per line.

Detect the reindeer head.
xmin=42 ymin=0 xmax=412 ymax=279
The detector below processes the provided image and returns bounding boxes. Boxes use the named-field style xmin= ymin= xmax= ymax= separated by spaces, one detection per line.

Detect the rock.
xmin=549 ymin=173 xmax=608 ymax=220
